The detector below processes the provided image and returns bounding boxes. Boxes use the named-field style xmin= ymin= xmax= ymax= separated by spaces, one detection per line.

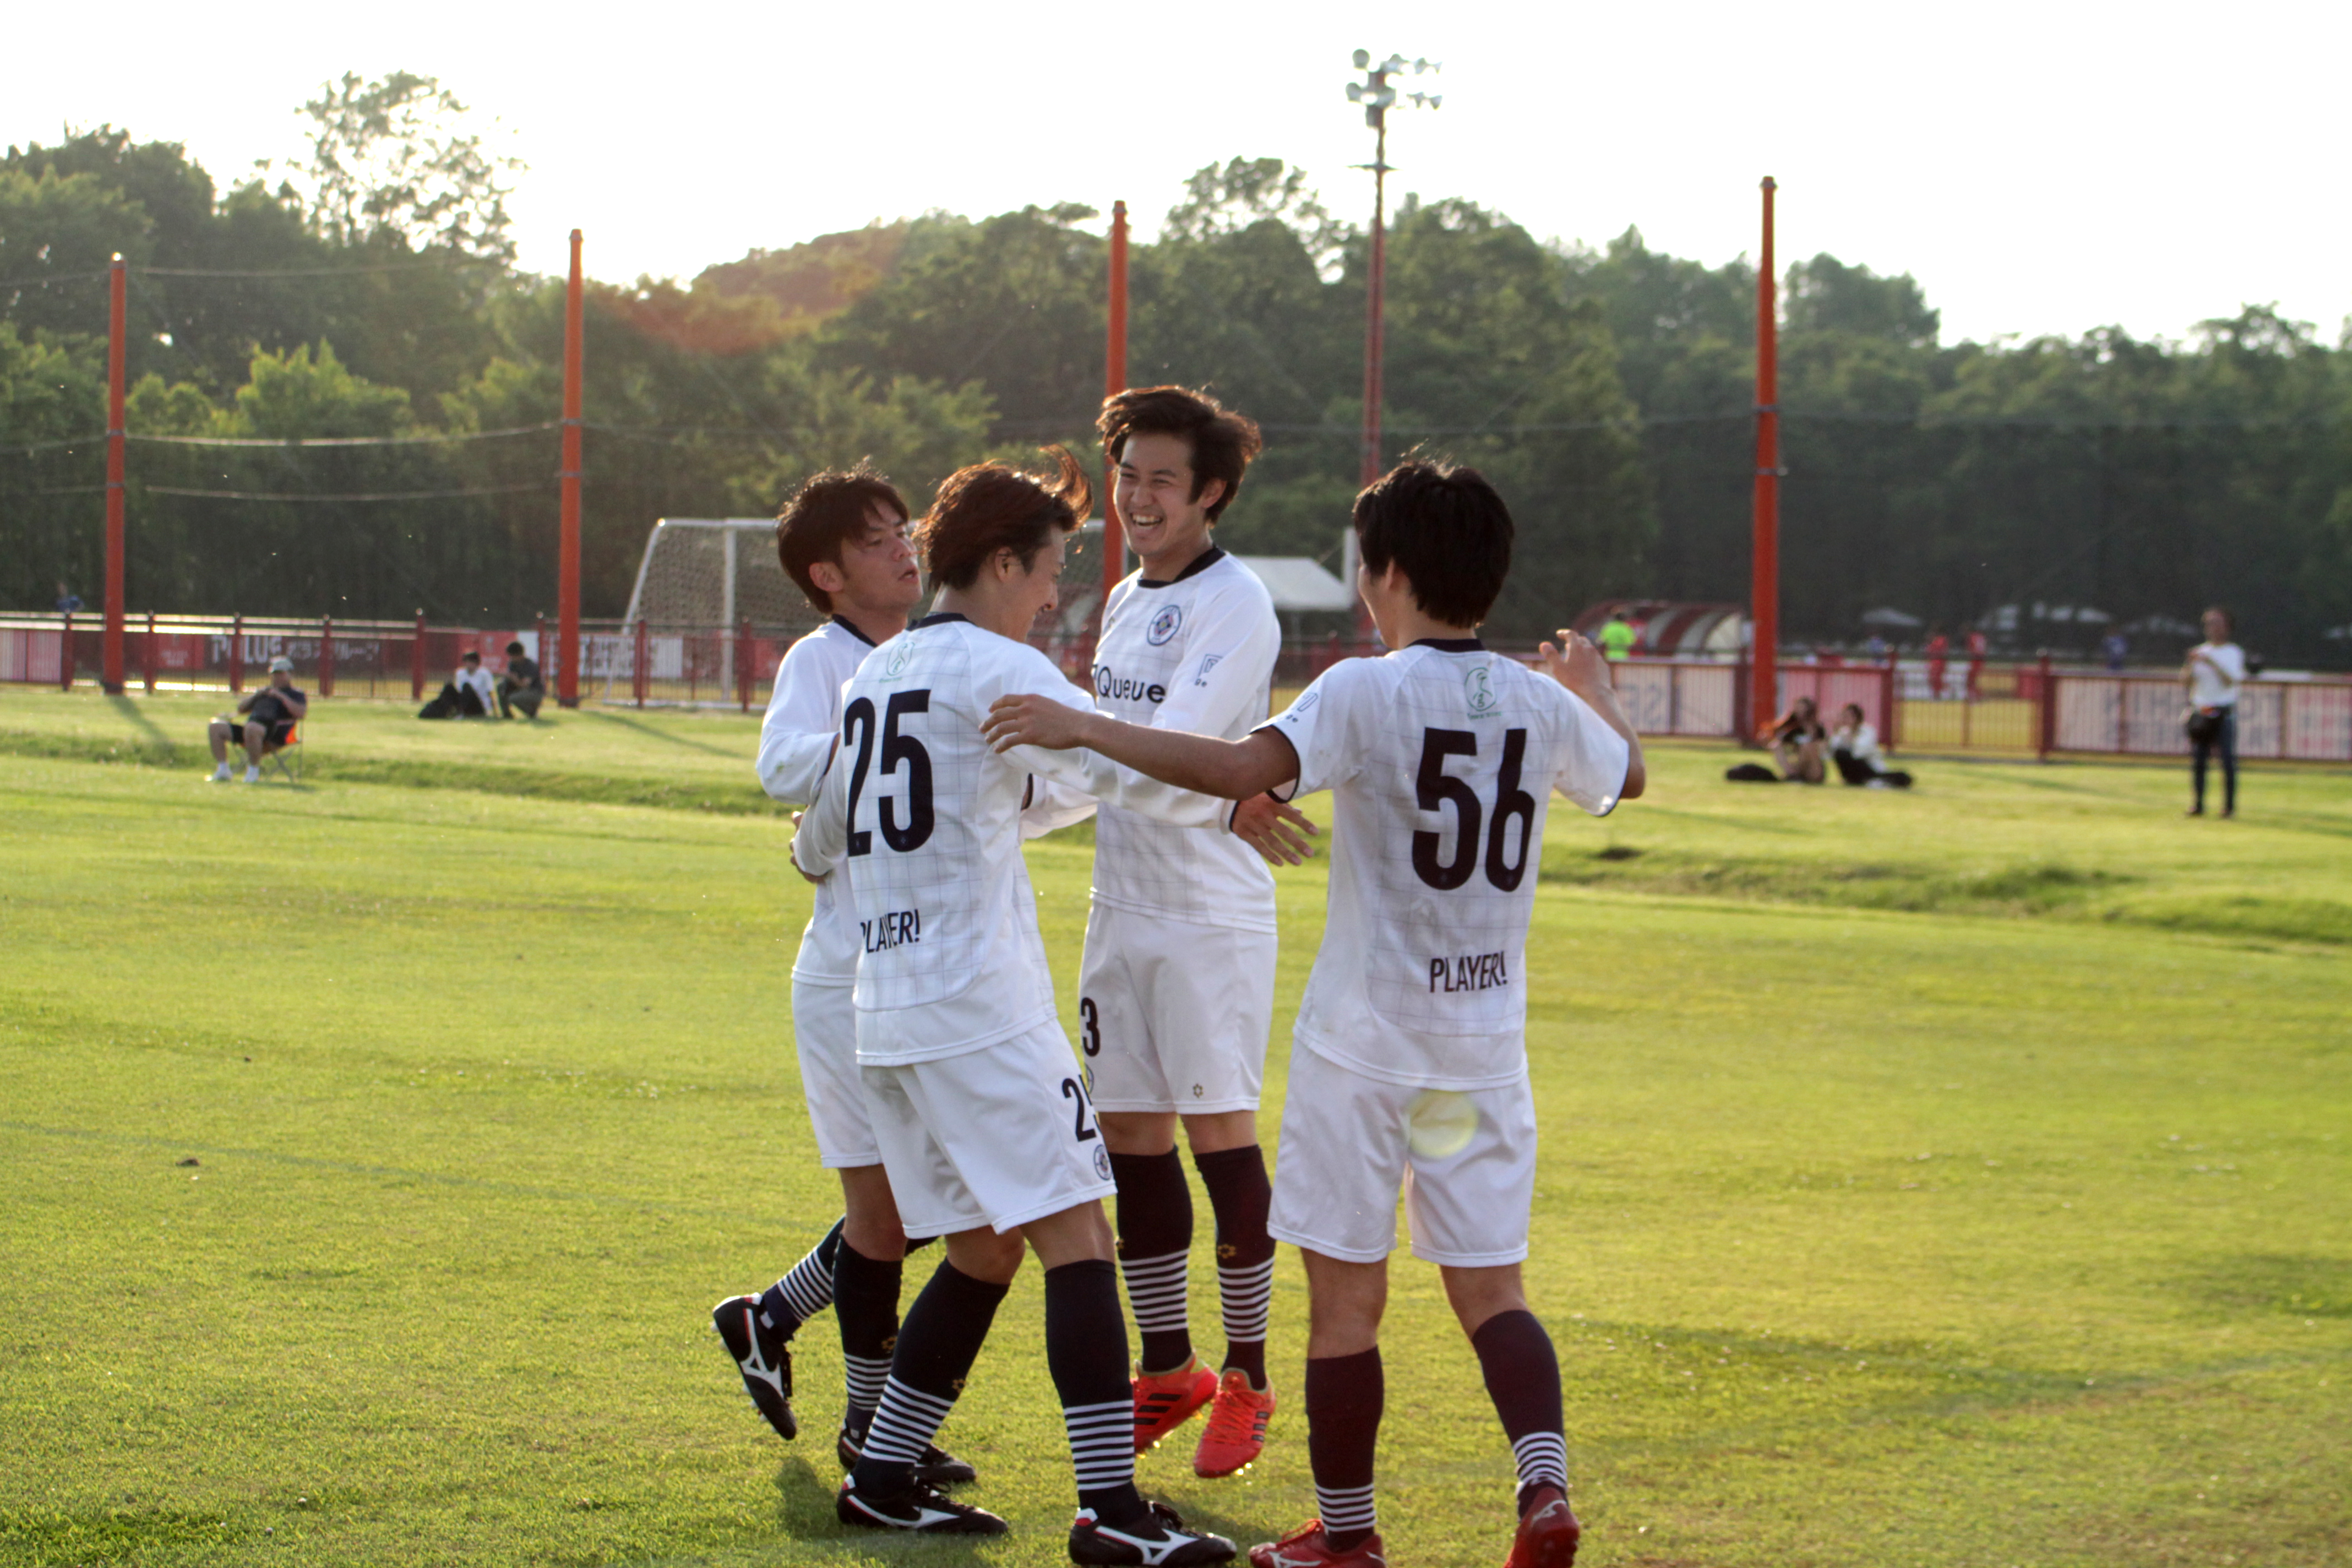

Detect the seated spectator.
xmin=1830 ymin=703 xmax=1914 ymax=788
xmin=208 ymin=656 xmax=307 ymax=782
xmin=1726 ymin=695 xmax=1828 ymax=783
xmin=497 ymin=640 xmax=545 ymax=719
xmin=419 ymin=650 xmax=498 ymax=719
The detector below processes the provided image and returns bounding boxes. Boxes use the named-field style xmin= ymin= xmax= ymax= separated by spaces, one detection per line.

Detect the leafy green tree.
xmin=274 ymin=71 xmax=523 ymax=264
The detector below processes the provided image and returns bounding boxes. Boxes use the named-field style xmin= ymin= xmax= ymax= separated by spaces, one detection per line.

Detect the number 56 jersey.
xmin=1262 ymin=640 xmax=1631 ymax=1091
xmin=792 ymin=613 xmax=1098 ymax=1067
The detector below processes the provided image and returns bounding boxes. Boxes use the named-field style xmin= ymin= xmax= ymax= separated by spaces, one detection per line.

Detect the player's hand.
xmin=983 ymin=694 xmax=1090 ymax=752
xmin=1539 ymin=629 xmax=1612 ymax=698
xmin=1229 ymin=792 xmax=1319 ymax=865
xmin=787 ymin=811 xmax=826 ymax=884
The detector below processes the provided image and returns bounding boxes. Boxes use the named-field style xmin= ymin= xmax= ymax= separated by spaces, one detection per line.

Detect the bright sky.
xmin=16 ymin=0 xmax=2347 ymax=349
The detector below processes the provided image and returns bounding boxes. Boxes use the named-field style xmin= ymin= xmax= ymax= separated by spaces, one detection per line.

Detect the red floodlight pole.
xmin=1750 ymin=177 xmax=1781 ymax=739
xmin=103 ymin=254 xmax=127 ymax=694
xmin=1099 ymin=200 xmax=1130 ymax=624
xmin=558 ymin=229 xmax=584 ymax=709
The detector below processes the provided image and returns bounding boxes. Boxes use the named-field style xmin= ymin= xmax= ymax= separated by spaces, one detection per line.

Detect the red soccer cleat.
xmin=1133 ymin=1358 xmax=1218 ymax=1453
xmin=1248 ymin=1520 xmax=1385 ymax=1568
xmin=1504 ymin=1486 xmax=1581 ymax=1568
xmin=1193 ymin=1369 xmax=1276 ymax=1477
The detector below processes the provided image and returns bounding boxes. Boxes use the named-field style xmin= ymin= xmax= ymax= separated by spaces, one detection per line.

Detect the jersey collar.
xmin=830 ymin=613 xmax=880 ymax=648
xmin=1411 ymin=636 xmax=1485 ymax=652
xmin=1136 ymin=545 xmax=1226 ymax=590
xmin=911 ymin=611 xmax=970 ymax=630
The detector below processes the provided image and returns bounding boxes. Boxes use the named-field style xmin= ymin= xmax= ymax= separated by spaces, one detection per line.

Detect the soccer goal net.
xmin=600 ymin=518 xmax=824 ymax=706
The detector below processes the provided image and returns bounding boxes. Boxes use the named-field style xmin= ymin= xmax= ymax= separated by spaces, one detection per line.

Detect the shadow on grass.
xmin=582 ymin=708 xmax=749 ymax=759
xmin=107 ymin=693 xmax=176 ymax=749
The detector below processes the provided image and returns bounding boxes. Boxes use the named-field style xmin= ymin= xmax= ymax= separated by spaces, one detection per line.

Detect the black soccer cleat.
xmin=1070 ymin=1500 xmax=1238 ymax=1566
xmin=836 ymin=1476 xmax=1007 ymax=1534
xmin=837 ymin=1421 xmax=978 ymax=1486
xmin=711 ymin=1294 xmax=796 ymax=1441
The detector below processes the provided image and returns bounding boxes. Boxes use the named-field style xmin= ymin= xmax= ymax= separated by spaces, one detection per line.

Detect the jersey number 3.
xmin=841 ymin=690 xmax=936 ymax=856
xmin=1412 ymin=727 xmax=1534 ymax=892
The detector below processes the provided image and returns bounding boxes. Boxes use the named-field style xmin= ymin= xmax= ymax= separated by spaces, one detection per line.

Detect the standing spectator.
xmin=1863 ymin=631 xmax=1889 ymax=662
xmin=1925 ymin=625 xmax=1950 ymax=698
xmin=1964 ymin=628 xmax=1988 ymax=699
xmin=497 ymin=640 xmax=544 ymax=719
xmin=2102 ymin=629 xmax=2129 ymax=671
xmin=1597 ymin=607 xmax=1637 ymax=662
xmin=55 ymin=582 xmax=83 ymax=614
xmin=206 ymin=656 xmax=306 ymax=782
xmin=2182 ymin=607 xmax=2244 ymax=818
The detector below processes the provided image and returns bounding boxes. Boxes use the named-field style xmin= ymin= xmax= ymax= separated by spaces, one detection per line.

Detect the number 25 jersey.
xmin=792 ymin=613 xmax=1096 ymax=1066
xmin=1263 ymin=640 xmax=1632 ymax=1091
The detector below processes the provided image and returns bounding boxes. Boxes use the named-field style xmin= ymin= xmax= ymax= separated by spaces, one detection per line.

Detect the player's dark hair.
xmin=920 ymin=447 xmax=1091 ymax=591
xmin=1097 ymin=385 xmax=1262 ymax=524
xmin=775 ymin=463 xmax=909 ymax=613
xmin=1352 ymin=460 xmax=1514 ymax=628
xmin=505 ymin=641 xmax=525 ymax=657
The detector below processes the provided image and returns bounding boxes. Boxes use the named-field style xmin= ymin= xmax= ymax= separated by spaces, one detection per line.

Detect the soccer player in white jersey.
xmin=710 ymin=466 xmax=973 ymax=1487
xmin=983 ymin=460 xmax=1647 ymax=1568
xmin=792 ymin=450 xmax=1235 ymax=1565
xmin=1054 ymin=386 xmax=1308 ymax=1476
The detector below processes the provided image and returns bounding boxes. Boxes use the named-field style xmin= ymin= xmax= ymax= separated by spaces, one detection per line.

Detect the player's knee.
xmin=1439 ymin=1263 xmax=1527 ymax=1334
xmin=944 ymin=1225 xmax=1026 ymax=1284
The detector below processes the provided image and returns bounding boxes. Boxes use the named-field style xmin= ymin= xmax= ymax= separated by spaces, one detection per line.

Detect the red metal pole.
xmin=1749 ymin=178 xmax=1781 ymax=743
xmin=320 ymin=616 xmax=335 ymax=698
xmin=737 ymin=618 xmax=753 ymax=712
xmin=60 ymin=611 xmax=74 ymax=691
xmin=229 ymin=614 xmax=244 ymax=694
xmin=1882 ymin=650 xmax=1898 ymax=751
xmin=104 ymin=255 xmax=127 ymax=694
xmin=411 ymin=610 xmax=426 ymax=700
xmin=143 ymin=610 xmax=156 ymax=694
xmin=1099 ymin=201 xmax=1130 ymax=628
xmin=2038 ymin=651 xmax=2056 ymax=760
xmin=558 ymin=228 xmax=584 ymax=709
xmin=633 ymin=616 xmax=648 ymax=709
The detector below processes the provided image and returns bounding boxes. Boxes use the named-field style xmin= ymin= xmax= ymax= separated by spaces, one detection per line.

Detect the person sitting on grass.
xmin=1829 ymin=703 xmax=1913 ymax=788
xmin=420 ymin=650 xmax=498 ymax=719
xmin=497 ymin=641 xmax=544 ymax=719
xmin=207 ymin=656 xmax=306 ymax=782
xmin=1725 ymin=695 xmax=1827 ymax=783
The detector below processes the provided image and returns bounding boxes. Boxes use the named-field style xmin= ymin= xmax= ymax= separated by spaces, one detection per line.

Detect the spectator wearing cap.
xmin=497 ymin=640 xmax=545 ymax=719
xmin=208 ymin=657 xmax=307 ymax=782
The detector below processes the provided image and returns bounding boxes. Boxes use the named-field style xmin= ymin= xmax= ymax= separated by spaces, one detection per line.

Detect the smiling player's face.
xmin=1008 ymin=530 xmax=1068 ymax=631
xmin=1115 ymin=431 xmax=1222 ymax=576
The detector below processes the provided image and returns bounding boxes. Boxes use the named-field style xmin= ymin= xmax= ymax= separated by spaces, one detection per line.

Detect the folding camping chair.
xmin=259 ymin=721 xmax=302 ymax=783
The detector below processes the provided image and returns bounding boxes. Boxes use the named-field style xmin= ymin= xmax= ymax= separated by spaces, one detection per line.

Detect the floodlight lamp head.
xmin=1413 ymin=57 xmax=1439 ymax=74
xmin=1382 ymin=53 xmax=1408 ymax=73
xmin=1352 ymin=48 xmax=1370 ymax=68
xmin=1347 ymin=81 xmax=1364 ymax=102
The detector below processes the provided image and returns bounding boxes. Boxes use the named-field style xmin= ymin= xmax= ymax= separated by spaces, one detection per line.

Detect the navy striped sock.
xmin=848 ymin=1261 xmax=1006 ymax=1494
xmin=1046 ymin=1258 xmax=1147 ymax=1527
xmin=1195 ymin=1144 xmax=1275 ymax=1386
xmin=1306 ymin=1348 xmax=1383 ymax=1551
xmin=831 ymin=1241 xmax=902 ymax=1434
xmin=1472 ymin=1310 xmax=1568 ymax=1510
xmin=1111 ymin=1149 xmax=1194 ymax=1374
xmin=758 ymin=1217 xmax=844 ymax=1340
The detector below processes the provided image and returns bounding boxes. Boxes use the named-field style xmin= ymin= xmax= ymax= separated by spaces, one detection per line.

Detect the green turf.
xmin=1 ymin=686 xmax=2346 ymax=1566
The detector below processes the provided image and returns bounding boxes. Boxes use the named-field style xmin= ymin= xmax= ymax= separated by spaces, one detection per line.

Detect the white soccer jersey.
xmin=758 ymin=616 xmax=886 ymax=983
xmin=1075 ymin=548 xmax=1282 ymax=932
xmin=793 ymin=614 xmax=1103 ymax=1065
xmin=1263 ymin=641 xmax=1632 ymax=1090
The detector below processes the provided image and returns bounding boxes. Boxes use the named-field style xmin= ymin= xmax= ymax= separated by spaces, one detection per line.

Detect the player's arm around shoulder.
xmin=981 ymin=689 xmax=1298 ymax=803
xmin=756 ymin=638 xmax=847 ymax=803
xmin=789 ymin=735 xmax=852 ymax=881
xmin=1539 ymin=630 xmax=1646 ymax=804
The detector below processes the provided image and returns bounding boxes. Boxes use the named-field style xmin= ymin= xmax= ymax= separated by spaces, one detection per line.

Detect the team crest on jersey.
xmin=884 ymin=641 xmax=912 ymax=679
xmin=1146 ymin=604 xmax=1183 ymax=645
xmin=1465 ymin=663 xmax=1499 ymax=718
xmin=1093 ymin=1144 xmax=1113 ymax=1180
xmin=1194 ymin=653 xmax=1222 ymax=687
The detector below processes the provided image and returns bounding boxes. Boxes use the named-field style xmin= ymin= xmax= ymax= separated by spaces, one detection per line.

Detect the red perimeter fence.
xmin=4 ymin=613 xmax=2349 ymax=763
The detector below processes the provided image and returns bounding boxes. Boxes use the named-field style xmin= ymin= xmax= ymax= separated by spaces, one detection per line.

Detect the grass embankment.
xmin=0 ymin=685 xmax=2346 ymax=1566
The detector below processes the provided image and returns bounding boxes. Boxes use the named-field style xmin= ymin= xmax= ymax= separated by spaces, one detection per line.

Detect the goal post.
xmin=607 ymin=518 xmax=827 ymax=706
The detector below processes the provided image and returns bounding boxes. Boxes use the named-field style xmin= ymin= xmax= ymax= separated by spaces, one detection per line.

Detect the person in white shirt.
xmin=1034 ymin=386 xmax=1313 ymax=1476
xmin=983 ymin=459 xmax=1645 ymax=1568
xmin=1829 ymin=703 xmax=1913 ymax=788
xmin=710 ymin=466 xmax=977 ymax=1490
xmin=2182 ymin=607 xmax=2245 ymax=818
xmin=418 ymin=650 xmax=498 ymax=718
xmin=792 ymin=449 xmax=1235 ymax=1565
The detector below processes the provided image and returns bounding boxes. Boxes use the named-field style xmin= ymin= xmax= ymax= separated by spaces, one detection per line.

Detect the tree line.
xmin=4 ymin=90 xmax=2348 ymax=659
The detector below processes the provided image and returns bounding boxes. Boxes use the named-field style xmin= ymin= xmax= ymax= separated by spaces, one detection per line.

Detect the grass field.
xmin=2 ymin=685 xmax=2348 ymax=1567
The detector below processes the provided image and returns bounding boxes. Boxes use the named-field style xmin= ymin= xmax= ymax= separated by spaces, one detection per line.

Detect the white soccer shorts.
xmin=1077 ymin=902 xmax=1276 ymax=1115
xmin=1267 ymin=1042 xmax=1539 ymax=1267
xmin=792 ymin=981 xmax=880 ymax=1168
xmin=859 ymin=1021 xmax=1119 ymax=1238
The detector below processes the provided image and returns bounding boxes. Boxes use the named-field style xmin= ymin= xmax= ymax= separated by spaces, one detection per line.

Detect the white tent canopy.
xmin=1233 ymin=556 xmax=1355 ymax=614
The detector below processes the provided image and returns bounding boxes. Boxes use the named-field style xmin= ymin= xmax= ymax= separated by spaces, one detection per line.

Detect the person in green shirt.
xmin=1597 ymin=609 xmax=1638 ymax=662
